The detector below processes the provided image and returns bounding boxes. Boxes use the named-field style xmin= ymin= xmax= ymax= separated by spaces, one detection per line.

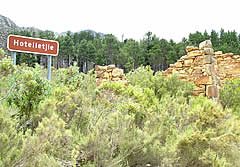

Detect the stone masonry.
xmin=164 ymin=40 xmax=240 ymax=97
xmin=95 ymin=64 xmax=127 ymax=86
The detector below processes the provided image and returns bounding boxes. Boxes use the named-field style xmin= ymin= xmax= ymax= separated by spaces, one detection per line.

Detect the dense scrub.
xmin=1 ymin=57 xmax=240 ymax=166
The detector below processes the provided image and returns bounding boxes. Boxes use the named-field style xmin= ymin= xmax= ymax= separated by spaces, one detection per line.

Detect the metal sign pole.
xmin=47 ymin=55 xmax=51 ymax=81
xmin=11 ymin=51 xmax=16 ymax=65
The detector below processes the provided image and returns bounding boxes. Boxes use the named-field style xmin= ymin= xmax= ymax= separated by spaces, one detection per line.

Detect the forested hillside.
xmin=10 ymin=29 xmax=240 ymax=72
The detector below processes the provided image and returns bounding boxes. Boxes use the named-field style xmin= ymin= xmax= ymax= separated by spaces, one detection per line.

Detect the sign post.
xmin=47 ymin=55 xmax=51 ymax=81
xmin=11 ymin=51 xmax=16 ymax=65
xmin=7 ymin=34 xmax=59 ymax=80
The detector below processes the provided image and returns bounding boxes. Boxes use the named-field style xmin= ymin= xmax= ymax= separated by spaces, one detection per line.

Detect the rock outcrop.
xmin=0 ymin=14 xmax=42 ymax=52
xmin=95 ymin=65 xmax=127 ymax=86
xmin=0 ymin=14 xmax=18 ymax=50
xmin=164 ymin=40 xmax=240 ymax=98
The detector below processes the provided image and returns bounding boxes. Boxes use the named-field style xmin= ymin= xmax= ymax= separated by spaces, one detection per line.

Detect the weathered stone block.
xmin=112 ymin=77 xmax=120 ymax=81
xmin=103 ymin=72 xmax=110 ymax=79
xmin=109 ymin=72 xmax=112 ymax=78
xmin=194 ymin=85 xmax=205 ymax=91
xmin=175 ymin=61 xmax=183 ymax=68
xmin=112 ymin=68 xmax=124 ymax=77
xmin=186 ymin=46 xmax=199 ymax=53
xmin=187 ymin=50 xmax=203 ymax=58
xmin=96 ymin=70 xmax=104 ymax=78
xmin=187 ymin=68 xmax=193 ymax=74
xmin=202 ymin=64 xmax=208 ymax=74
xmin=216 ymin=57 xmax=224 ymax=64
xmin=233 ymin=55 xmax=240 ymax=59
xmin=222 ymin=53 xmax=234 ymax=58
xmin=206 ymin=85 xmax=218 ymax=97
xmin=214 ymin=51 xmax=223 ymax=55
xmin=178 ymin=74 xmax=188 ymax=79
xmin=192 ymin=69 xmax=203 ymax=76
xmin=203 ymin=55 xmax=212 ymax=64
xmin=194 ymin=76 xmax=212 ymax=85
xmin=193 ymin=90 xmax=205 ymax=96
xmin=193 ymin=56 xmax=202 ymax=65
xmin=183 ymin=59 xmax=193 ymax=66
xmin=107 ymin=64 xmax=116 ymax=70
xmin=165 ymin=68 xmax=173 ymax=75
xmin=180 ymin=55 xmax=187 ymax=60
xmin=95 ymin=65 xmax=102 ymax=71
xmin=199 ymin=40 xmax=212 ymax=50
xmin=179 ymin=70 xmax=185 ymax=74
xmin=203 ymin=48 xmax=214 ymax=55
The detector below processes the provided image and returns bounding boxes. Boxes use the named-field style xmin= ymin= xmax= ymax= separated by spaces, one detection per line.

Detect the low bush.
xmin=1 ymin=64 xmax=240 ymax=167
xmin=220 ymin=79 xmax=240 ymax=115
xmin=6 ymin=64 xmax=50 ymax=132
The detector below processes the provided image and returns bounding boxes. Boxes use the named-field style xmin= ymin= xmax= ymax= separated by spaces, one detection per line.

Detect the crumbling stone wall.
xmin=164 ymin=40 xmax=240 ymax=97
xmin=95 ymin=65 xmax=127 ymax=86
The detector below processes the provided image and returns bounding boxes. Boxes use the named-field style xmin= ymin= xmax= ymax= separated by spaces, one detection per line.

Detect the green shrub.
xmin=0 ymin=56 xmax=15 ymax=76
xmin=154 ymin=72 xmax=194 ymax=100
xmin=7 ymin=64 xmax=50 ymax=132
xmin=175 ymin=96 xmax=240 ymax=166
xmin=126 ymin=66 xmax=194 ymax=101
xmin=0 ymin=104 xmax=23 ymax=167
xmin=122 ymin=95 xmax=240 ymax=167
xmin=126 ymin=65 xmax=155 ymax=89
xmin=14 ymin=113 xmax=72 ymax=167
xmin=0 ymin=48 xmax=4 ymax=59
xmin=1 ymin=64 xmax=240 ymax=167
xmin=220 ymin=79 xmax=240 ymax=115
xmin=53 ymin=64 xmax=84 ymax=90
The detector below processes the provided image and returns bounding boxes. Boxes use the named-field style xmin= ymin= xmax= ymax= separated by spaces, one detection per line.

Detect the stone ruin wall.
xmin=164 ymin=40 xmax=240 ymax=97
xmin=95 ymin=64 xmax=127 ymax=86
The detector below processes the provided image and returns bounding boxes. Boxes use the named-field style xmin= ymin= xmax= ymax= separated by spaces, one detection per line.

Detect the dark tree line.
xmin=10 ymin=29 xmax=240 ymax=72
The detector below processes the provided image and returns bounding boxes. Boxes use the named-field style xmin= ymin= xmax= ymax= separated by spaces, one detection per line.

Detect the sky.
xmin=0 ymin=0 xmax=239 ymax=42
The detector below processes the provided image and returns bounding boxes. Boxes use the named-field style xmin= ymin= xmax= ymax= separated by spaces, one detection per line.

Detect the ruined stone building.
xmin=164 ymin=40 xmax=240 ymax=98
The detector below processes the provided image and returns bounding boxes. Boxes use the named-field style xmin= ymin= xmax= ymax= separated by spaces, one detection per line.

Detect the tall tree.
xmin=118 ymin=39 xmax=141 ymax=72
xmin=103 ymin=34 xmax=119 ymax=64
xmin=210 ymin=30 xmax=219 ymax=48
xmin=142 ymin=32 xmax=153 ymax=66
xmin=61 ymin=32 xmax=74 ymax=67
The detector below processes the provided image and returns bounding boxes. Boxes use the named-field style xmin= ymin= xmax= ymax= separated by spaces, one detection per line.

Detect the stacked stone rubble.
xmin=164 ymin=40 xmax=240 ymax=98
xmin=215 ymin=52 xmax=240 ymax=85
xmin=95 ymin=65 xmax=127 ymax=86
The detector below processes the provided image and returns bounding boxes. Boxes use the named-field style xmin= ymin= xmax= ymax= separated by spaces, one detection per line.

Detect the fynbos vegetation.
xmin=1 ymin=53 xmax=240 ymax=166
